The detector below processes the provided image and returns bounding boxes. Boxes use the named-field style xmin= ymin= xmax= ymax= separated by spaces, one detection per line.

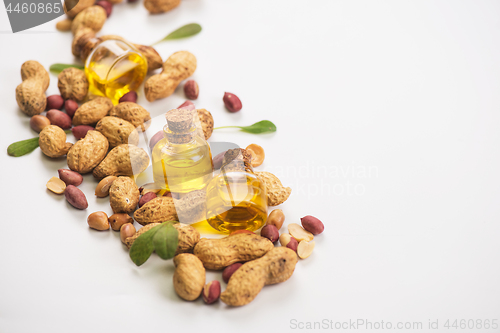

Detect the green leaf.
xmin=153 ymin=222 xmax=178 ymax=260
xmin=49 ymin=63 xmax=84 ymax=74
xmin=129 ymin=224 xmax=163 ymax=266
xmin=239 ymin=120 xmax=277 ymax=134
xmin=151 ymin=23 xmax=202 ymax=45
xmin=214 ymin=120 xmax=277 ymax=134
xmin=7 ymin=137 xmax=39 ymax=157
xmin=165 ymin=223 xmax=179 ymax=258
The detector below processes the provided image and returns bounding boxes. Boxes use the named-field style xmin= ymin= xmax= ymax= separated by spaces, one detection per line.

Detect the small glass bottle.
xmin=152 ymin=109 xmax=214 ymax=193
xmin=206 ymin=148 xmax=268 ymax=233
xmin=85 ymin=39 xmax=148 ymax=104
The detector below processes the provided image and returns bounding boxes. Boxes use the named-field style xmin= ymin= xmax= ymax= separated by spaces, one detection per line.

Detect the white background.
xmin=1 ymin=1 xmax=500 ymax=332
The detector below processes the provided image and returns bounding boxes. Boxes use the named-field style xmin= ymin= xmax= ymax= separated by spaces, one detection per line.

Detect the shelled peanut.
xmin=30 ymin=115 xmax=50 ymax=133
xmin=202 ymin=280 xmax=221 ymax=304
xmin=120 ymin=223 xmax=136 ymax=243
xmin=108 ymin=214 xmax=133 ymax=231
xmin=283 ymin=216 xmax=325 ymax=259
xmin=46 ymin=95 xmax=64 ymax=110
xmin=95 ymin=176 xmax=116 ymax=197
xmin=46 ymin=177 xmax=66 ymax=194
xmin=87 ymin=211 xmax=109 ymax=230
xmin=245 ymin=144 xmax=265 ymax=167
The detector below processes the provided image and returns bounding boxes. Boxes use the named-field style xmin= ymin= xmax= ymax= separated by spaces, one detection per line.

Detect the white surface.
xmin=1 ymin=1 xmax=500 ymax=332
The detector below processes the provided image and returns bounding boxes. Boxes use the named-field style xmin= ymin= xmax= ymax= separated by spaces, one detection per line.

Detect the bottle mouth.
xmin=220 ymin=148 xmax=254 ymax=173
xmin=163 ymin=124 xmax=197 ymax=144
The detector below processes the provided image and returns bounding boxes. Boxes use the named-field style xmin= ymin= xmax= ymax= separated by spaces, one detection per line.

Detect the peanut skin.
xmin=30 ymin=115 xmax=51 ymax=133
xmin=220 ymin=247 xmax=298 ymax=306
xmin=222 ymin=263 xmax=242 ymax=283
xmin=58 ymin=169 xmax=83 ymax=186
xmin=65 ymin=185 xmax=88 ymax=209
xmin=267 ymin=209 xmax=285 ymax=230
xmin=202 ymin=280 xmax=221 ymax=304
xmin=46 ymin=110 xmax=72 ymax=129
xmin=301 ymin=215 xmax=325 ymax=235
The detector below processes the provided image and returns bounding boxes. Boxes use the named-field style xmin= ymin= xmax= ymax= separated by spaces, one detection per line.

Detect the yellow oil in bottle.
xmin=206 ymin=149 xmax=268 ymax=233
xmin=152 ymin=110 xmax=214 ymax=193
xmin=85 ymin=39 xmax=148 ymax=104
xmin=152 ymin=137 xmax=213 ymax=193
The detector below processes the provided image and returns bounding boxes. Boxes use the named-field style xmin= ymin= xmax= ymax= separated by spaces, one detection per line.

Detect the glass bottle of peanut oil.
xmin=85 ymin=39 xmax=148 ymax=104
xmin=152 ymin=109 xmax=214 ymax=193
xmin=205 ymin=148 xmax=268 ymax=233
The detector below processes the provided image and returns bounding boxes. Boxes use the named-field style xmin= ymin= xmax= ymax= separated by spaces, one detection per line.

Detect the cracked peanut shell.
xmin=196 ymin=108 xmax=214 ymax=140
xmin=256 ymin=171 xmax=292 ymax=206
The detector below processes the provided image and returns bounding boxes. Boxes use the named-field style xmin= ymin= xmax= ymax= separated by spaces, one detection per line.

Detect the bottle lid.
xmin=221 ymin=148 xmax=253 ymax=172
xmin=165 ymin=109 xmax=195 ymax=133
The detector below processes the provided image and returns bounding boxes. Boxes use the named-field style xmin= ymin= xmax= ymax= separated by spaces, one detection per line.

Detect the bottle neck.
xmin=163 ymin=124 xmax=196 ymax=144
